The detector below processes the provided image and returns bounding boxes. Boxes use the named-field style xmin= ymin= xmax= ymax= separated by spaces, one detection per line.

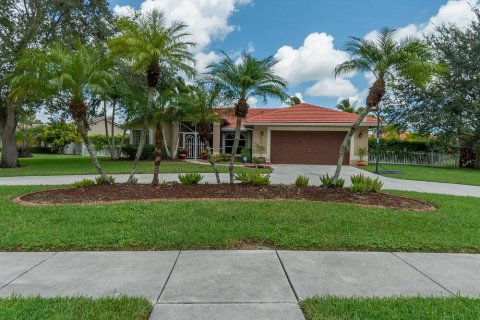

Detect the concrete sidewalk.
xmin=1 ymin=251 xmax=479 ymax=319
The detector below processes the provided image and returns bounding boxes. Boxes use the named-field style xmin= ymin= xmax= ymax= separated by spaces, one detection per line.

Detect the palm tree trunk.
xmin=161 ymin=126 xmax=171 ymax=159
xmin=0 ymin=103 xmax=19 ymax=168
xmin=333 ymin=79 xmax=385 ymax=183
xmin=203 ymin=138 xmax=221 ymax=184
xmin=152 ymin=122 xmax=163 ymax=185
xmin=77 ymin=120 xmax=109 ymax=182
xmin=128 ymin=86 xmax=154 ymax=183
xmin=118 ymin=127 xmax=127 ymax=160
xmin=229 ymin=117 xmax=243 ymax=183
xmin=111 ymin=101 xmax=118 ymax=160
xmin=171 ymin=121 xmax=180 ymax=159
xmin=103 ymin=102 xmax=114 ymax=158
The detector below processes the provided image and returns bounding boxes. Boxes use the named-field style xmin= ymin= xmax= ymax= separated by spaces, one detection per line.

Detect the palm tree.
xmin=332 ymin=28 xmax=444 ymax=182
xmin=207 ymin=52 xmax=287 ymax=183
xmin=336 ymin=98 xmax=356 ymax=113
xmin=180 ymin=83 xmax=224 ymax=183
xmin=10 ymin=43 xmax=114 ymax=181
xmin=287 ymin=95 xmax=301 ymax=106
xmin=109 ymin=9 xmax=195 ymax=183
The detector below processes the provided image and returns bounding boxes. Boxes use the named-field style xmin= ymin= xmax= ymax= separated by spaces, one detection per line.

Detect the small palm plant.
xmin=206 ymin=52 xmax=288 ymax=183
xmin=10 ymin=43 xmax=114 ymax=181
xmin=331 ymin=28 xmax=445 ymax=183
xmin=109 ymin=9 xmax=195 ymax=183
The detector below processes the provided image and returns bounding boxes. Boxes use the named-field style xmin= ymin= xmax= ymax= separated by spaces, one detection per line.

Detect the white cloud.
xmin=194 ymin=51 xmax=221 ymax=73
xmin=305 ymin=78 xmax=358 ymax=98
xmin=273 ymin=32 xmax=350 ymax=86
xmin=366 ymin=0 xmax=479 ymax=40
xmin=247 ymin=96 xmax=258 ymax=108
xmin=113 ymin=0 xmax=251 ymax=51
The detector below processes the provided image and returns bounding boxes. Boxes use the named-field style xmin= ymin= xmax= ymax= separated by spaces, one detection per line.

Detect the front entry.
xmin=182 ymin=133 xmax=205 ymax=159
xmin=270 ymin=131 xmax=349 ymax=165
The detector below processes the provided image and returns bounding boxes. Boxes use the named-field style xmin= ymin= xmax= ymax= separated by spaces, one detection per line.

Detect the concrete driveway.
xmin=271 ymin=164 xmax=480 ymax=197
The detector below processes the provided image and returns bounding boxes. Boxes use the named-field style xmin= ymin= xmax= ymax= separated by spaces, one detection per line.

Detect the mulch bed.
xmin=14 ymin=184 xmax=436 ymax=211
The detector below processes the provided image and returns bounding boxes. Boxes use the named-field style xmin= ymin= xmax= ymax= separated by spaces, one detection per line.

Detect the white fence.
xmin=368 ymin=150 xmax=460 ymax=167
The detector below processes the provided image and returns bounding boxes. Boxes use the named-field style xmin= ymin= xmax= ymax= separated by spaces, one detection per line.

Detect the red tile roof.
xmin=244 ymin=103 xmax=377 ymax=125
xmin=216 ymin=108 xmax=281 ymax=129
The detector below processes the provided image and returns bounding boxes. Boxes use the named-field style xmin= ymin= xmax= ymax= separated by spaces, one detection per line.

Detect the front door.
xmin=183 ymin=133 xmax=205 ymax=159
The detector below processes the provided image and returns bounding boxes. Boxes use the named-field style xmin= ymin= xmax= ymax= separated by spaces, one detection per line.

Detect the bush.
xmin=121 ymin=144 xmax=155 ymax=160
xmin=30 ymin=146 xmax=56 ymax=154
xmin=95 ymin=175 xmax=116 ymax=185
xmin=252 ymin=156 xmax=265 ymax=164
xmin=349 ymin=173 xmax=383 ymax=193
xmin=72 ymin=179 xmax=95 ymax=188
xmin=320 ymin=174 xmax=344 ymax=188
xmin=368 ymin=138 xmax=436 ymax=155
xmin=241 ymin=148 xmax=251 ymax=162
xmin=213 ymin=153 xmax=232 ymax=162
xmin=178 ymin=173 xmax=204 ymax=185
xmin=128 ymin=177 xmax=139 ymax=184
xmin=234 ymin=171 xmax=271 ymax=186
xmin=295 ymin=175 xmax=309 ymax=186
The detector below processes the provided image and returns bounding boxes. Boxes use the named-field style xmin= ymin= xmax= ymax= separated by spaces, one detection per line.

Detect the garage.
xmin=270 ymin=131 xmax=349 ymax=165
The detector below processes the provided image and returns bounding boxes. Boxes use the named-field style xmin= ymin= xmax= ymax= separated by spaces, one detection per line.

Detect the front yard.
xmin=0 ymin=154 xmax=269 ymax=176
xmin=0 ymin=296 xmax=152 ymax=320
xmin=1 ymin=185 xmax=479 ymax=252
xmin=301 ymin=296 xmax=480 ymax=320
xmin=365 ymin=163 xmax=480 ymax=186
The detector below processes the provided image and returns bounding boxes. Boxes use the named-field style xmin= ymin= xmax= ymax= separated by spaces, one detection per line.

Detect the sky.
xmin=110 ymin=0 xmax=479 ymax=109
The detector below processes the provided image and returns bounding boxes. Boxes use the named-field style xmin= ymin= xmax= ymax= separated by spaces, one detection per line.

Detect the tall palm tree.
xmin=109 ymin=9 xmax=195 ymax=183
xmin=207 ymin=52 xmax=287 ymax=183
xmin=10 ymin=43 xmax=114 ymax=181
xmin=332 ymin=28 xmax=444 ymax=182
xmin=180 ymin=83 xmax=224 ymax=183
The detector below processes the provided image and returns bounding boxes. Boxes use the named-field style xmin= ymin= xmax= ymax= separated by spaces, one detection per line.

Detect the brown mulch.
xmin=14 ymin=184 xmax=436 ymax=211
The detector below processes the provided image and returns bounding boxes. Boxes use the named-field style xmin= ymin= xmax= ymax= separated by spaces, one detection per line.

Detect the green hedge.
xmin=121 ymin=144 xmax=155 ymax=160
xmin=368 ymin=138 xmax=436 ymax=154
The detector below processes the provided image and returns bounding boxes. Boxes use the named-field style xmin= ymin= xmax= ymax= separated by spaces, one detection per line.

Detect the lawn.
xmin=0 ymin=296 xmax=152 ymax=320
xmin=0 ymin=154 xmax=269 ymax=176
xmin=1 ymin=186 xmax=479 ymax=252
xmin=364 ymin=163 xmax=480 ymax=186
xmin=301 ymin=296 xmax=480 ymax=320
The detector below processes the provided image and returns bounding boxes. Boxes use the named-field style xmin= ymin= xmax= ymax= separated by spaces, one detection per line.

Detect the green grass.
xmin=364 ymin=163 xmax=480 ymax=186
xmin=301 ymin=296 xmax=480 ymax=320
xmin=1 ymin=186 xmax=480 ymax=252
xmin=0 ymin=154 xmax=269 ymax=176
xmin=0 ymin=296 xmax=152 ymax=320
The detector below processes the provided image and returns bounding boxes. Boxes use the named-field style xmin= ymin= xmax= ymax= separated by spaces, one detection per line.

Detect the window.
xmin=132 ymin=129 xmax=150 ymax=145
xmin=223 ymin=133 xmax=247 ymax=154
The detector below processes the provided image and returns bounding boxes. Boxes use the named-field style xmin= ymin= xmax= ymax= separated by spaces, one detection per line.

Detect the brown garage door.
xmin=270 ymin=131 xmax=349 ymax=165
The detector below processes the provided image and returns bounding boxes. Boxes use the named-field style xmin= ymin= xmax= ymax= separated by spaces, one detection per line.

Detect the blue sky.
xmin=110 ymin=0 xmax=477 ymax=109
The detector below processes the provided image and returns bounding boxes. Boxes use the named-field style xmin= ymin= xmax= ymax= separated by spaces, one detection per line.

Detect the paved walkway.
xmin=1 ymin=164 xmax=480 ymax=197
xmin=1 ymin=250 xmax=479 ymax=319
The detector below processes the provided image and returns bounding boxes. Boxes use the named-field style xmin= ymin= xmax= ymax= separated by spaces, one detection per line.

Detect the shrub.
xmin=320 ymin=174 xmax=344 ymax=188
xmin=30 ymin=146 xmax=56 ymax=154
xmin=295 ymin=175 xmax=309 ymax=186
xmin=213 ymin=153 xmax=231 ymax=162
xmin=234 ymin=171 xmax=271 ymax=186
xmin=252 ymin=156 xmax=265 ymax=164
xmin=72 ymin=179 xmax=95 ymax=188
xmin=349 ymin=173 xmax=383 ymax=193
xmin=128 ymin=177 xmax=139 ymax=184
xmin=241 ymin=148 xmax=251 ymax=162
xmin=178 ymin=173 xmax=204 ymax=185
xmin=95 ymin=175 xmax=116 ymax=185
xmin=121 ymin=144 xmax=155 ymax=160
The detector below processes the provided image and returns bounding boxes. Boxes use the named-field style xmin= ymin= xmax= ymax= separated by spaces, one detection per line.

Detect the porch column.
xmin=213 ymin=122 xmax=221 ymax=154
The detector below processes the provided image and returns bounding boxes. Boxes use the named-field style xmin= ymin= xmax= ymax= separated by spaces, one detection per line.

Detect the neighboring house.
xmin=129 ymin=103 xmax=377 ymax=165
xmin=64 ymin=117 xmax=125 ymax=156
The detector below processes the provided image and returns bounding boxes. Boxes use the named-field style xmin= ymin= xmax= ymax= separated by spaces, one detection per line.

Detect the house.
xmin=64 ymin=117 xmax=125 ymax=156
xmin=130 ymin=103 xmax=377 ymax=165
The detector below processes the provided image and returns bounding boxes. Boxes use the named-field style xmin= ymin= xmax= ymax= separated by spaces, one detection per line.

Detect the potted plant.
xmin=178 ymin=148 xmax=188 ymax=161
xmin=358 ymin=147 xmax=367 ymax=166
xmin=254 ymin=143 xmax=266 ymax=164
xmin=201 ymin=148 xmax=208 ymax=160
